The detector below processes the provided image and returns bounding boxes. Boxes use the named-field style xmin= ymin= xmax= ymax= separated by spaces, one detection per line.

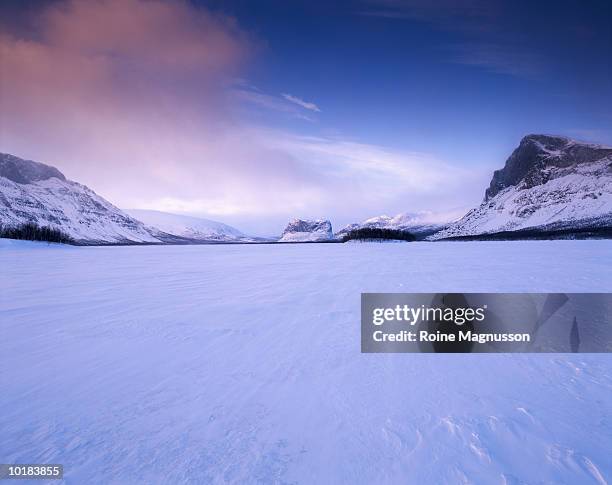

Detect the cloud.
xmin=234 ymin=88 xmax=315 ymax=121
xmin=359 ymin=0 xmax=546 ymax=79
xmin=281 ymin=94 xmax=321 ymax=112
xmin=0 ymin=0 xmax=253 ymax=155
xmin=448 ymin=43 xmax=543 ymax=79
xmin=360 ymin=0 xmax=501 ymax=32
xmin=0 ymin=0 xmax=313 ymax=213
xmin=0 ymin=0 xmax=486 ymax=236
xmin=137 ymin=129 xmax=489 ymax=234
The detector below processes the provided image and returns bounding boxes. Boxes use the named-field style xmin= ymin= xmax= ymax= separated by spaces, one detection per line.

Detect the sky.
xmin=1 ymin=0 xmax=611 ymax=236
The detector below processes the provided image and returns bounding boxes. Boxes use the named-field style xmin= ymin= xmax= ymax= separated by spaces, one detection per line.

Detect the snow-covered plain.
xmin=1 ymin=239 xmax=612 ymax=484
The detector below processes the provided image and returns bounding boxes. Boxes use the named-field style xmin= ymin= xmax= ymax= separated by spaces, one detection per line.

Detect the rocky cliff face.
xmin=278 ymin=219 xmax=334 ymax=242
xmin=485 ymin=135 xmax=612 ymax=200
xmin=433 ymin=135 xmax=612 ymax=239
xmin=0 ymin=153 xmax=66 ymax=184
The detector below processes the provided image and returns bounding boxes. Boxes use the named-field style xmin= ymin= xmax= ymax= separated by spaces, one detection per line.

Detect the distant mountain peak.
xmin=433 ymin=135 xmax=612 ymax=240
xmin=125 ymin=209 xmax=252 ymax=242
xmin=521 ymin=133 xmax=572 ymax=146
xmin=485 ymin=134 xmax=612 ymax=201
xmin=279 ymin=218 xmax=334 ymax=242
xmin=0 ymin=153 xmax=259 ymax=245
xmin=336 ymin=210 xmax=463 ymax=240
xmin=0 ymin=153 xmax=66 ymax=184
xmin=0 ymin=153 xmax=161 ymax=244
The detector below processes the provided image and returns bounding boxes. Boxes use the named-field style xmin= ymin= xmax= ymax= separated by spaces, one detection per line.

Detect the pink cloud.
xmin=0 ymin=0 xmax=481 ymax=236
xmin=0 ymin=0 xmax=251 ymax=117
xmin=40 ymin=0 xmax=248 ymax=72
xmin=0 ymin=0 xmax=270 ymax=202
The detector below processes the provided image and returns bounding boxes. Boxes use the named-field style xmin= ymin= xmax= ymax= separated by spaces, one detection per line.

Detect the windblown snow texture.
xmin=1 ymin=240 xmax=612 ymax=483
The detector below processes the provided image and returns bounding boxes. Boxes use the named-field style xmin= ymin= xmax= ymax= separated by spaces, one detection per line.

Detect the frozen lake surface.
xmin=1 ymin=239 xmax=612 ymax=484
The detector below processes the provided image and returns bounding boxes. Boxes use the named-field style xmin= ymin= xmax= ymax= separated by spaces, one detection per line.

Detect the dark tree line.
xmin=0 ymin=222 xmax=74 ymax=244
xmin=341 ymin=227 xmax=416 ymax=242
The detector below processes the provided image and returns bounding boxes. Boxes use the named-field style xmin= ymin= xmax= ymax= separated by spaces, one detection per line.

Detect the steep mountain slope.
xmin=0 ymin=153 xmax=162 ymax=244
xmin=336 ymin=211 xmax=461 ymax=240
xmin=278 ymin=219 xmax=334 ymax=242
xmin=432 ymin=135 xmax=612 ymax=239
xmin=126 ymin=209 xmax=253 ymax=242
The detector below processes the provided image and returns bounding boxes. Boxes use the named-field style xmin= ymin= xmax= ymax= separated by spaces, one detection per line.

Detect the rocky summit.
xmin=433 ymin=135 xmax=612 ymax=239
xmin=278 ymin=219 xmax=334 ymax=242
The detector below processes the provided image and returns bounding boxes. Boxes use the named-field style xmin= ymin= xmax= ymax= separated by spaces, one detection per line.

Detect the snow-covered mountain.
xmin=432 ymin=135 xmax=612 ymax=240
xmin=279 ymin=219 xmax=334 ymax=242
xmin=0 ymin=153 xmax=162 ymax=244
xmin=0 ymin=153 xmax=258 ymax=245
xmin=336 ymin=211 xmax=461 ymax=240
xmin=126 ymin=209 xmax=253 ymax=242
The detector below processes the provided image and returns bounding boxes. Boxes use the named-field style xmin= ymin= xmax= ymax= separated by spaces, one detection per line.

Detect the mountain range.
xmin=125 ymin=209 xmax=255 ymax=243
xmin=335 ymin=211 xmax=461 ymax=240
xmin=2 ymin=134 xmax=611 ymax=244
xmin=0 ymin=153 xmax=249 ymax=244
